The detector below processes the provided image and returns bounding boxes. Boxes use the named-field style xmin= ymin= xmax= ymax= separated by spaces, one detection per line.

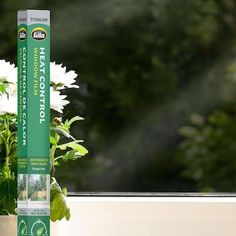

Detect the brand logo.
xmin=30 ymin=219 xmax=48 ymax=236
xmin=19 ymin=28 xmax=27 ymax=41
xmin=31 ymin=28 xmax=47 ymax=41
xmin=18 ymin=219 xmax=27 ymax=235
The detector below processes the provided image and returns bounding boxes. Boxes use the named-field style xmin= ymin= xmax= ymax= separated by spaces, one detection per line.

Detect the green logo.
xmin=18 ymin=219 xmax=27 ymax=235
xmin=30 ymin=219 xmax=48 ymax=236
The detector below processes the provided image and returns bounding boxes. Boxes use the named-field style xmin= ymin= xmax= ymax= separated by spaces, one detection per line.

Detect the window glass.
xmin=3 ymin=0 xmax=236 ymax=192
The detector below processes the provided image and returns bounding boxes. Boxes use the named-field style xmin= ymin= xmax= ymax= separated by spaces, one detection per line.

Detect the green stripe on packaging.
xmin=17 ymin=10 xmax=50 ymax=236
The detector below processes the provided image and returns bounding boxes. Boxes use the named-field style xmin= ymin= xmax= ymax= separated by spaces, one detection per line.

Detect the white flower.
xmin=50 ymin=88 xmax=70 ymax=113
xmin=0 ymin=60 xmax=17 ymax=84
xmin=50 ymin=62 xmax=79 ymax=90
xmin=0 ymin=89 xmax=70 ymax=115
xmin=0 ymin=92 xmax=17 ymax=115
xmin=6 ymin=83 xmax=17 ymax=94
xmin=0 ymin=60 xmax=77 ymax=114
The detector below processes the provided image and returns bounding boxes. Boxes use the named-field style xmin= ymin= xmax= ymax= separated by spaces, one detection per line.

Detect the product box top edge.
xmin=17 ymin=10 xmax=50 ymax=26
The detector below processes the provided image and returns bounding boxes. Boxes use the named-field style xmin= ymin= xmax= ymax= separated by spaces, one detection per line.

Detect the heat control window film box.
xmin=17 ymin=10 xmax=50 ymax=236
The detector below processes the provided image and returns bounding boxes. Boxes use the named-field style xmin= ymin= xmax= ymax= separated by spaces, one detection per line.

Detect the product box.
xmin=17 ymin=10 xmax=50 ymax=236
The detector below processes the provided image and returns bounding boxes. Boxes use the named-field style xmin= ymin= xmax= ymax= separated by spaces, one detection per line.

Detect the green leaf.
xmin=0 ymin=136 xmax=4 ymax=145
xmin=0 ymin=195 xmax=9 ymax=215
xmin=57 ymin=141 xmax=88 ymax=155
xmin=62 ymin=150 xmax=77 ymax=161
xmin=0 ymin=124 xmax=5 ymax=131
xmin=67 ymin=116 xmax=84 ymax=126
xmin=0 ymin=175 xmax=17 ymax=214
xmin=50 ymin=136 xmax=57 ymax=146
xmin=50 ymin=178 xmax=70 ymax=221
xmin=51 ymin=127 xmax=75 ymax=140
xmin=59 ymin=150 xmax=83 ymax=162
xmin=0 ymin=83 xmax=7 ymax=93
xmin=64 ymin=116 xmax=84 ymax=130
xmin=62 ymin=187 xmax=67 ymax=196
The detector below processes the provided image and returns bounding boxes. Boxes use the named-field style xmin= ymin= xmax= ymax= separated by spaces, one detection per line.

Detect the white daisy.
xmin=6 ymin=83 xmax=17 ymax=94
xmin=0 ymin=60 xmax=76 ymax=114
xmin=50 ymin=62 xmax=79 ymax=90
xmin=0 ymin=60 xmax=17 ymax=84
xmin=50 ymin=88 xmax=70 ymax=113
xmin=0 ymin=92 xmax=17 ymax=115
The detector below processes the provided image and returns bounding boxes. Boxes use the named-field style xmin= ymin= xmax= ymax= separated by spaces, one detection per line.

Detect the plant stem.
xmin=50 ymin=145 xmax=56 ymax=177
xmin=3 ymin=115 xmax=11 ymax=177
xmin=54 ymin=156 xmax=62 ymax=161
xmin=50 ymin=132 xmax=60 ymax=177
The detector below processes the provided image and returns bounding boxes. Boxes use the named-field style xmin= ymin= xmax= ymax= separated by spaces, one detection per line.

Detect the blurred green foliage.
xmin=1 ymin=0 xmax=236 ymax=192
xmin=59 ymin=0 xmax=236 ymax=148
xmin=179 ymin=108 xmax=236 ymax=191
xmin=179 ymin=60 xmax=236 ymax=192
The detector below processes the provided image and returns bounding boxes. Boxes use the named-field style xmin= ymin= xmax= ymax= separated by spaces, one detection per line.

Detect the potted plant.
xmin=0 ymin=60 xmax=88 ymax=235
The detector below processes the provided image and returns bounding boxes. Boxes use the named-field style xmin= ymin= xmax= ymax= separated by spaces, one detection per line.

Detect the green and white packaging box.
xmin=17 ymin=10 xmax=50 ymax=236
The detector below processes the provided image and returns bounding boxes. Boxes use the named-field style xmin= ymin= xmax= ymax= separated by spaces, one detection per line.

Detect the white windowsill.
xmin=53 ymin=195 xmax=236 ymax=236
xmin=67 ymin=196 xmax=236 ymax=203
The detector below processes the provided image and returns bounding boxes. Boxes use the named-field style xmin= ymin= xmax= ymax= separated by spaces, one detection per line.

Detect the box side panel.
xmin=17 ymin=10 xmax=50 ymax=236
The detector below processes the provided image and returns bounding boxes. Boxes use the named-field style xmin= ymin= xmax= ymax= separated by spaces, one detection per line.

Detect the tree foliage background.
xmin=1 ymin=0 xmax=236 ymax=192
